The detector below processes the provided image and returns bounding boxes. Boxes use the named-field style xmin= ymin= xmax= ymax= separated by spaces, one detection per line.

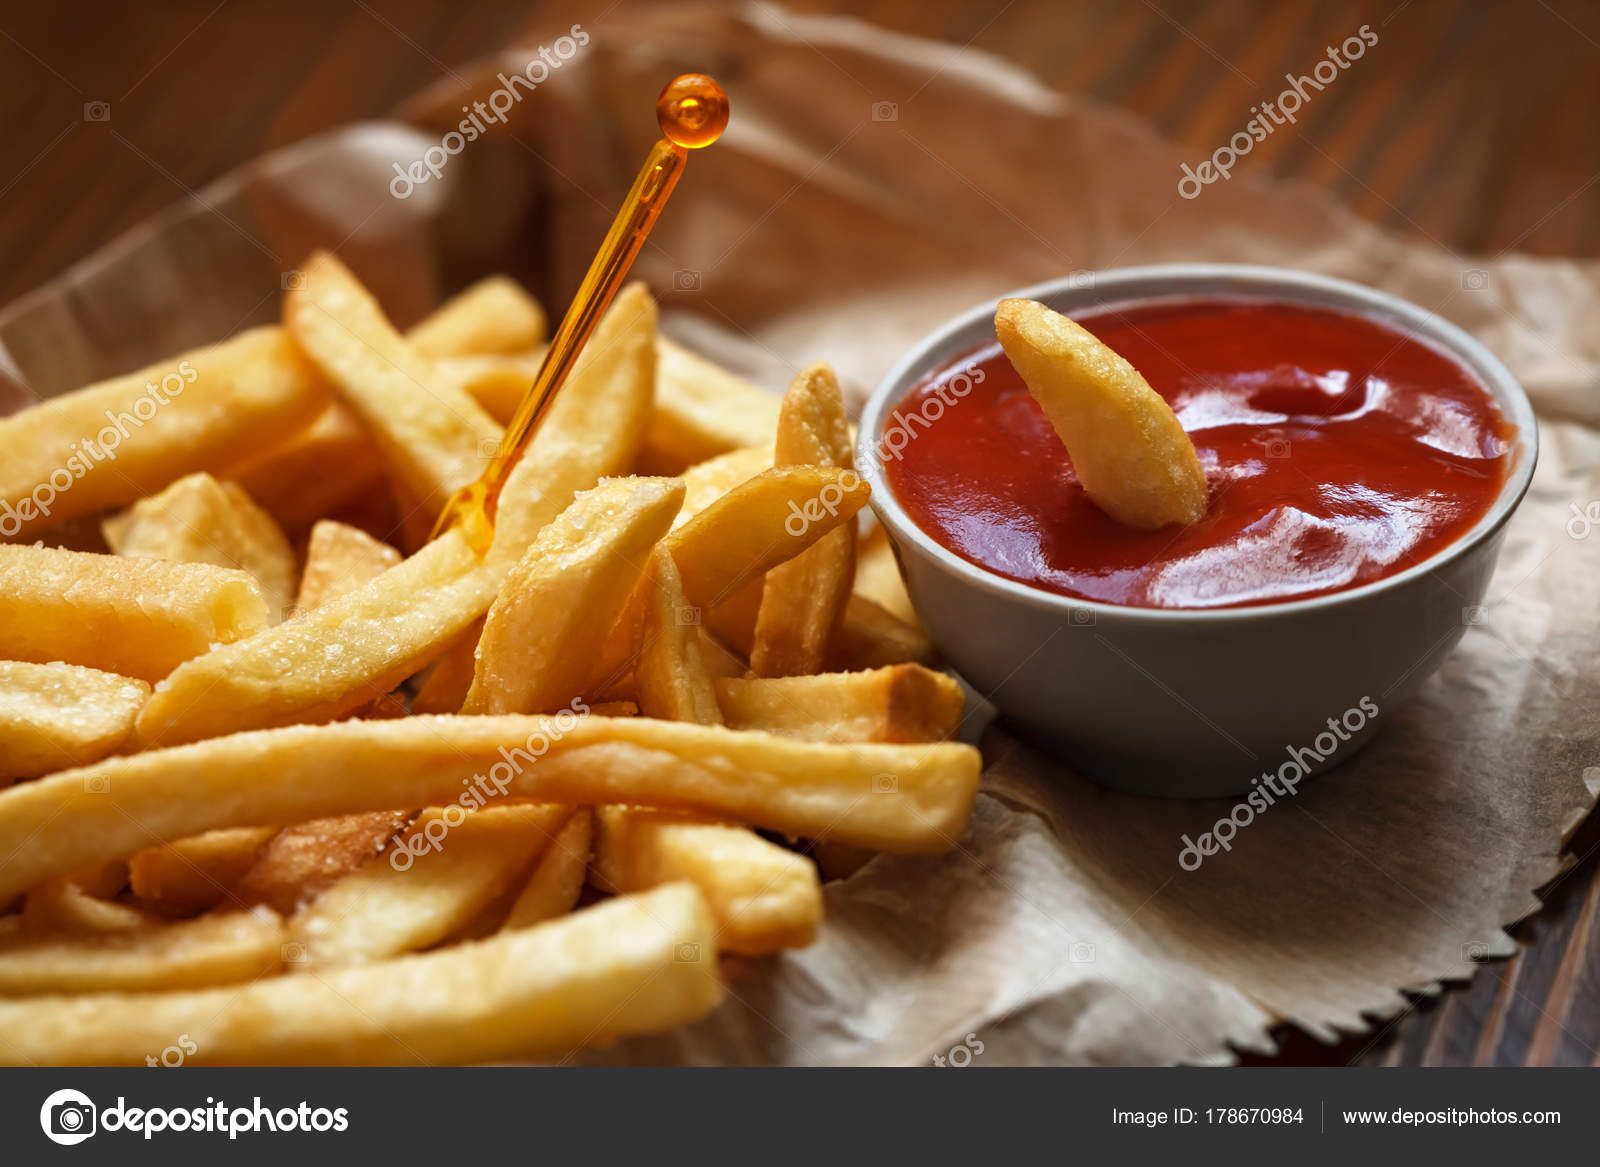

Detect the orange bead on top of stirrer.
xmin=430 ymin=73 xmax=729 ymax=555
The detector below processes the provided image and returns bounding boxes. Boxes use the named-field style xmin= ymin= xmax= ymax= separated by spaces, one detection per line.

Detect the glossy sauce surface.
xmin=884 ymin=298 xmax=1515 ymax=609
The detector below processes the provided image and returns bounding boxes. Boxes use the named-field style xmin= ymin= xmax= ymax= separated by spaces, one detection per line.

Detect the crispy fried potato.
xmin=229 ymin=812 xmax=410 ymax=917
xmin=0 ymin=716 xmax=981 ymax=898
xmin=284 ymin=251 xmax=503 ymax=514
xmin=438 ymin=351 xmax=546 ymax=425
xmin=752 ymin=363 xmax=856 ymax=676
xmin=855 ymin=523 xmax=919 ymax=626
xmin=0 ymin=661 xmax=149 ymax=783
xmin=642 ymin=339 xmax=781 ymax=473
xmin=294 ymin=520 xmax=403 ymax=612
xmin=717 ymin=664 xmax=964 ymax=743
xmin=634 ymin=546 xmax=723 ymax=724
xmin=128 ymin=827 xmax=277 ymax=915
xmin=593 ymin=808 xmax=821 ymax=955
xmin=501 ymin=809 xmax=591 ymax=930
xmin=225 ymin=406 xmax=386 ymax=532
xmin=0 ymin=908 xmax=283 ymax=995
xmin=675 ymin=445 xmax=770 ymax=527
xmin=289 ymin=804 xmax=567 ymax=966
xmin=23 ymin=878 xmax=151 ymax=935
xmin=0 ymin=327 xmax=327 ymax=539
xmin=995 ymin=297 xmax=1208 ymax=529
xmin=103 ymin=472 xmax=298 ymax=621
xmin=828 ymin=594 xmax=933 ymax=669
xmin=406 ymin=275 xmax=547 ymax=359
xmin=487 ymin=283 xmax=658 ymax=572
xmin=411 ymin=619 xmax=483 ymax=714
xmin=135 ymin=528 xmax=496 ymax=746
xmin=463 ymin=478 xmax=684 ymax=715
xmin=0 ymin=545 xmax=268 ymax=681
xmin=0 ymin=884 xmax=721 ymax=1066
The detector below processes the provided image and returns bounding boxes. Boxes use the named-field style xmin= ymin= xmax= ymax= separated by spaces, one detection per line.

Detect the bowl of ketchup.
xmin=858 ymin=265 xmax=1538 ymax=797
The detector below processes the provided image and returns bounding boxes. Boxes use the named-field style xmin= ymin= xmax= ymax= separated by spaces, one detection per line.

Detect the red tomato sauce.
xmin=882 ymin=298 xmax=1515 ymax=609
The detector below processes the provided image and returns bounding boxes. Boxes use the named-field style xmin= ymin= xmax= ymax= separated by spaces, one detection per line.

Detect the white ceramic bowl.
xmin=857 ymin=265 xmax=1539 ymax=797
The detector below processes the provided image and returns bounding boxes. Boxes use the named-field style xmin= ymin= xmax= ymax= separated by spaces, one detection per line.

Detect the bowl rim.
xmin=855 ymin=263 xmax=1541 ymax=624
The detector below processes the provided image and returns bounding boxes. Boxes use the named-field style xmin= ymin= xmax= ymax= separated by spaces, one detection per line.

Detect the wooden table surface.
xmin=2 ymin=0 xmax=1597 ymax=1066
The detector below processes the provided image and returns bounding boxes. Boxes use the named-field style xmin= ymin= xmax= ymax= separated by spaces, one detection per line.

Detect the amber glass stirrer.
xmin=431 ymin=73 xmax=729 ymax=553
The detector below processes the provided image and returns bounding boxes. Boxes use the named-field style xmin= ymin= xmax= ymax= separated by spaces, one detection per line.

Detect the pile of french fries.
xmin=0 ymin=252 xmax=980 ymax=1066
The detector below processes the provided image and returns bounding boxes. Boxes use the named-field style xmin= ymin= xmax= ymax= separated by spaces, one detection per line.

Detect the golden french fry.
xmin=752 ymin=363 xmax=857 ymax=677
xmin=411 ymin=620 xmax=482 ymax=714
xmin=294 ymin=520 xmax=403 ymax=612
xmin=995 ymin=297 xmax=1208 ymax=529
xmin=135 ymin=528 xmax=496 ymax=746
xmin=642 ymin=338 xmax=781 ymax=473
xmin=0 ymin=716 xmax=981 ymax=899
xmin=437 ymin=351 xmax=547 ymax=425
xmin=593 ymin=808 xmax=821 ymax=956
xmin=0 ymin=884 xmax=721 ymax=1066
xmin=0 ymin=545 xmax=268 ymax=682
xmin=406 ymin=275 xmax=548 ymax=359
xmin=696 ymin=628 xmax=748 ymax=679
xmin=23 ymin=878 xmax=152 ymax=935
xmin=828 ymin=594 xmax=933 ymax=670
xmin=487 ymin=283 xmax=658 ymax=572
xmin=717 ymin=664 xmax=964 ymax=744
xmin=463 ymin=478 xmax=684 ymax=715
xmin=501 ymin=809 xmax=591 ymax=930
xmin=0 ymin=327 xmax=327 ymax=540
xmin=225 ymin=406 xmax=386 ymax=532
xmin=128 ymin=827 xmax=277 ymax=915
xmin=0 ymin=909 xmax=284 ymax=995
xmin=675 ymin=445 xmax=770 ymax=528
xmin=0 ymin=661 xmax=149 ymax=783
xmin=103 ymin=472 xmax=298 ymax=621
xmin=288 ymin=805 xmax=567 ymax=966
xmin=631 ymin=545 xmax=724 ymax=724
xmin=231 ymin=812 xmax=409 ymax=917
xmin=284 ymin=251 xmax=503 ymax=513
xmin=855 ymin=522 xmax=920 ymax=626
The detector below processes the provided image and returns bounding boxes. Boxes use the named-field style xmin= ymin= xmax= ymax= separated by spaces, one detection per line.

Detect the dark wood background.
xmin=2 ymin=0 xmax=1597 ymax=1065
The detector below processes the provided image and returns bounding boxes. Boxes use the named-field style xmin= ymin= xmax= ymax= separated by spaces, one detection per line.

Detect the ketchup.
xmin=883 ymin=298 xmax=1514 ymax=609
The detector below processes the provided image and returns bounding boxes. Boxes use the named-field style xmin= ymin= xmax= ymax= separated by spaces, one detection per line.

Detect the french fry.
xmin=501 ymin=809 xmax=591 ymax=930
xmin=0 ymin=545 xmax=268 ymax=682
xmin=411 ymin=619 xmax=483 ymax=714
xmin=635 ymin=546 xmax=724 ymax=724
xmin=855 ymin=522 xmax=920 ymax=626
xmin=592 ymin=807 xmax=821 ymax=955
xmin=0 ymin=327 xmax=327 ymax=540
xmin=0 ymin=909 xmax=284 ymax=995
xmin=463 ymin=478 xmax=684 ymax=715
xmin=225 ymin=406 xmax=386 ymax=532
xmin=828 ymin=594 xmax=933 ymax=669
xmin=438 ymin=351 xmax=546 ymax=425
xmin=135 ymin=528 xmax=496 ymax=746
xmin=103 ymin=472 xmax=298 ymax=621
xmin=696 ymin=628 xmax=748 ymax=679
xmin=128 ymin=827 xmax=277 ymax=915
xmin=284 ymin=251 xmax=503 ymax=514
xmin=293 ymin=520 xmax=402 ymax=612
xmin=642 ymin=338 xmax=781 ymax=473
xmin=289 ymin=805 xmax=567 ymax=966
xmin=231 ymin=812 xmax=410 ymax=916
xmin=0 ymin=716 xmax=982 ymax=898
xmin=23 ymin=878 xmax=152 ymax=935
xmin=752 ymin=363 xmax=857 ymax=676
xmin=675 ymin=445 xmax=770 ymax=528
xmin=486 ymin=283 xmax=658 ymax=572
xmin=995 ymin=297 xmax=1208 ymax=529
xmin=0 ymin=661 xmax=149 ymax=783
xmin=0 ymin=884 xmax=721 ymax=1066
xmin=716 ymin=664 xmax=964 ymax=743
xmin=406 ymin=275 xmax=548 ymax=359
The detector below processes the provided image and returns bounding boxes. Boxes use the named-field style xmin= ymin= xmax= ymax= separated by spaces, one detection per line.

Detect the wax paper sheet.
xmin=1 ymin=3 xmax=1596 ymax=1065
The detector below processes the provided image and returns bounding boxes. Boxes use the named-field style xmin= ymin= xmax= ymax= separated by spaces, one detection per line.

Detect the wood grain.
xmin=1 ymin=0 xmax=1596 ymax=1066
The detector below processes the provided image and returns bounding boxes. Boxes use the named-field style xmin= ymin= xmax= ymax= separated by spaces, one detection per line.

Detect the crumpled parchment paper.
xmin=1 ymin=2 xmax=1595 ymax=1065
